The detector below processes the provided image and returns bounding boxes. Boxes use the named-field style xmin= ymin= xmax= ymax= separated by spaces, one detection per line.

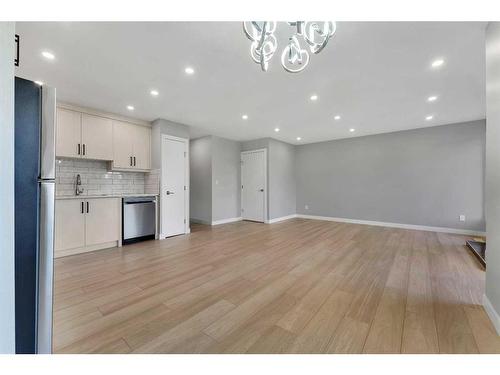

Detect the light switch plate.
xmin=459 ymin=214 xmax=466 ymax=222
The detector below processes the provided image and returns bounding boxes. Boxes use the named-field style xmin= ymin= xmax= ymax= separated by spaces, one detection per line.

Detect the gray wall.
xmin=0 ymin=22 xmax=16 ymax=353
xmin=212 ymin=136 xmax=241 ymax=222
xmin=268 ymin=139 xmax=296 ymax=220
xmin=296 ymin=121 xmax=486 ymax=231
xmin=241 ymin=138 xmax=297 ymax=220
xmin=189 ymin=136 xmax=212 ymax=224
xmin=151 ymin=118 xmax=190 ymax=169
xmin=486 ymin=22 xmax=500 ymax=323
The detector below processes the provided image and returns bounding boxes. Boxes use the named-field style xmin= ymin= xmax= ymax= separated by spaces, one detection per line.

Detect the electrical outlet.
xmin=305 ymin=205 xmax=309 ymax=210
xmin=459 ymin=214 xmax=466 ymax=222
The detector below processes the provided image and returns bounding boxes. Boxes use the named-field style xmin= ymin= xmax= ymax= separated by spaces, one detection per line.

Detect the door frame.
xmin=160 ymin=134 xmax=190 ymax=239
xmin=240 ymin=148 xmax=268 ymax=223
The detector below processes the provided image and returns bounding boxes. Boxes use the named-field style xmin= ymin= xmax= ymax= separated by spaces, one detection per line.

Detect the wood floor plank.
xmin=52 ymin=220 xmax=493 ymax=354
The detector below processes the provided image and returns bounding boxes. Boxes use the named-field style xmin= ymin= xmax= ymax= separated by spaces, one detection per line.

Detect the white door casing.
xmin=241 ymin=149 xmax=267 ymax=222
xmin=161 ymin=135 xmax=189 ymax=238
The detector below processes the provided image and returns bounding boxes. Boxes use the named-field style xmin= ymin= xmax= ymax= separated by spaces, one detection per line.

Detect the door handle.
xmin=83 ymin=144 xmax=86 ymax=156
xmin=81 ymin=201 xmax=84 ymax=214
xmin=133 ymin=156 xmax=136 ymax=166
xmin=166 ymin=191 xmax=175 ymax=195
xmin=78 ymin=143 xmax=81 ymax=155
xmin=86 ymin=201 xmax=89 ymax=213
xmin=130 ymin=156 xmax=133 ymax=166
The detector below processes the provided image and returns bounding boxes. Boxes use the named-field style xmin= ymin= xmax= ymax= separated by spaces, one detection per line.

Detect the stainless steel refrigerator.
xmin=14 ymin=77 xmax=56 ymax=354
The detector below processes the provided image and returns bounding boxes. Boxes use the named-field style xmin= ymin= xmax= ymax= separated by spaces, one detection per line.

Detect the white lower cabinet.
xmin=55 ymin=197 xmax=121 ymax=258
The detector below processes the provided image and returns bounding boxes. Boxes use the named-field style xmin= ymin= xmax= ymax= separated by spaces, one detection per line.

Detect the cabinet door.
xmin=112 ymin=120 xmax=135 ymax=168
xmin=55 ymin=199 xmax=85 ymax=253
xmin=133 ymin=125 xmax=151 ymax=170
xmin=85 ymin=198 xmax=120 ymax=246
xmin=56 ymin=108 xmax=81 ymax=158
xmin=82 ymin=114 xmax=113 ymax=160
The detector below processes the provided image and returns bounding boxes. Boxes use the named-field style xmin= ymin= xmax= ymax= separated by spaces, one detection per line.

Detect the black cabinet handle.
xmin=86 ymin=201 xmax=89 ymax=213
xmin=14 ymin=34 xmax=19 ymax=67
xmin=130 ymin=156 xmax=133 ymax=166
xmin=78 ymin=143 xmax=81 ymax=155
xmin=83 ymin=144 xmax=86 ymax=156
xmin=81 ymin=201 xmax=84 ymax=214
xmin=133 ymin=156 xmax=136 ymax=166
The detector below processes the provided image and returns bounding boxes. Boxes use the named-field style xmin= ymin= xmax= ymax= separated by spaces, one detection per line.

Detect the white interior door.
xmin=241 ymin=149 xmax=266 ymax=222
xmin=161 ymin=136 xmax=188 ymax=237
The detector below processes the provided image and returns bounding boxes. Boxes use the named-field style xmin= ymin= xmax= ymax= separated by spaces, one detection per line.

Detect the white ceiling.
xmin=15 ymin=22 xmax=486 ymax=144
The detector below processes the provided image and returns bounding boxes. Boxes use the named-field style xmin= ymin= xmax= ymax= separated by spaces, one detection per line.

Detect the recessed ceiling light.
xmin=150 ymin=90 xmax=159 ymax=97
xmin=241 ymin=114 xmax=248 ymax=120
xmin=334 ymin=115 xmax=341 ymax=120
xmin=296 ymin=137 xmax=302 ymax=141
xmin=349 ymin=128 xmax=355 ymax=132
xmin=34 ymin=81 xmax=44 ymax=86
xmin=127 ymin=105 xmax=134 ymax=111
xmin=185 ymin=67 xmax=195 ymax=75
xmin=41 ymin=51 xmax=55 ymax=60
xmin=431 ymin=59 xmax=445 ymax=68
xmin=310 ymin=94 xmax=318 ymax=101
xmin=274 ymin=128 xmax=280 ymax=132
xmin=426 ymin=115 xmax=434 ymax=121
xmin=427 ymin=95 xmax=438 ymax=102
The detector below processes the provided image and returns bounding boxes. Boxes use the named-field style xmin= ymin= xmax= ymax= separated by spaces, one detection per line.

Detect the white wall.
xmin=485 ymin=22 xmax=500 ymax=333
xmin=0 ymin=21 xmax=16 ymax=353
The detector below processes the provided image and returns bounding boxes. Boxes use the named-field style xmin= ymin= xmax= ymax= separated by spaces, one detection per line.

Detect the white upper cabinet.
xmin=81 ymin=113 xmax=113 ymax=160
xmin=112 ymin=120 xmax=151 ymax=171
xmin=112 ymin=120 xmax=136 ymax=168
xmin=56 ymin=108 xmax=81 ymax=158
xmin=56 ymin=106 xmax=150 ymax=170
xmin=133 ymin=124 xmax=151 ymax=170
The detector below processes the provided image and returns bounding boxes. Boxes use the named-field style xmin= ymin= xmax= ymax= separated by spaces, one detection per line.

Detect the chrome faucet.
xmin=76 ymin=174 xmax=84 ymax=196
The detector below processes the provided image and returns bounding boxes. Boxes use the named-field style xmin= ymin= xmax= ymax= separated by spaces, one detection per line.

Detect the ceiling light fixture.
xmin=427 ymin=95 xmax=438 ymax=102
xmin=310 ymin=94 xmax=318 ymax=101
xmin=41 ymin=51 xmax=55 ymax=60
xmin=243 ymin=21 xmax=336 ymax=73
xmin=349 ymin=128 xmax=355 ymax=132
xmin=296 ymin=137 xmax=302 ymax=141
xmin=34 ymin=81 xmax=44 ymax=86
xmin=431 ymin=59 xmax=445 ymax=68
xmin=185 ymin=67 xmax=195 ymax=75
xmin=150 ymin=90 xmax=159 ymax=97
xmin=274 ymin=128 xmax=280 ymax=132
xmin=127 ymin=105 xmax=135 ymax=111
xmin=426 ymin=115 xmax=434 ymax=121
xmin=334 ymin=115 xmax=341 ymax=120
xmin=241 ymin=114 xmax=248 ymax=120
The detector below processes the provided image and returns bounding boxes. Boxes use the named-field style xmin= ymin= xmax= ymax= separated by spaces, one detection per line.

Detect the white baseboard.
xmin=296 ymin=214 xmax=486 ymax=236
xmin=483 ymin=294 xmax=500 ymax=335
xmin=211 ymin=217 xmax=243 ymax=226
xmin=267 ymin=214 xmax=298 ymax=224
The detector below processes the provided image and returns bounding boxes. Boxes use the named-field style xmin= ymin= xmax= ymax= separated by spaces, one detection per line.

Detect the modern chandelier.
xmin=243 ymin=21 xmax=336 ymax=73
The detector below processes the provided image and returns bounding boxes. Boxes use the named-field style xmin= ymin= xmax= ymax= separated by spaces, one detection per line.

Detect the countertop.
xmin=56 ymin=193 xmax=159 ymax=200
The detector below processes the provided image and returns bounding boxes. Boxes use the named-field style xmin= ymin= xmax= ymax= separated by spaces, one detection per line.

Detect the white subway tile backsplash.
xmin=56 ymin=159 xmax=149 ymax=197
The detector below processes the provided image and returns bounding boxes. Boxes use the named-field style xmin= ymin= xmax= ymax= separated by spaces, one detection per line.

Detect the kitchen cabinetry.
xmin=81 ymin=113 xmax=113 ymax=160
xmin=55 ymin=197 xmax=121 ymax=258
xmin=56 ymin=108 xmax=113 ymax=160
xmin=56 ymin=108 xmax=81 ymax=158
xmin=112 ymin=120 xmax=151 ymax=171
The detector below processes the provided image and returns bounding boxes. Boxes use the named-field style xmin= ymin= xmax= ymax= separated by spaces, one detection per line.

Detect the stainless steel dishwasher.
xmin=123 ymin=196 xmax=156 ymax=244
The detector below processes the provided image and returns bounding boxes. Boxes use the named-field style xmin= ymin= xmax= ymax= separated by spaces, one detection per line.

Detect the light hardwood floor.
xmin=53 ymin=219 xmax=500 ymax=353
